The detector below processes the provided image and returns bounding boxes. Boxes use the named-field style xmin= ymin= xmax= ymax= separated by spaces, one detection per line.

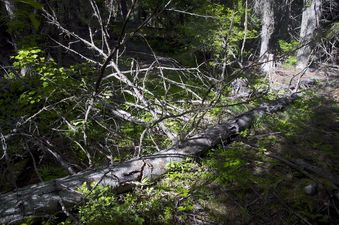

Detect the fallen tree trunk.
xmin=0 ymin=93 xmax=298 ymax=224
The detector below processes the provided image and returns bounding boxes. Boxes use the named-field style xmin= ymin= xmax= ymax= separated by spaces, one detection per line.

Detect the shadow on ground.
xmin=180 ymin=78 xmax=339 ymax=225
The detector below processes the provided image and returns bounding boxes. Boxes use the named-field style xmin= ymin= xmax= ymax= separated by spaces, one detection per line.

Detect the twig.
xmin=95 ymin=0 xmax=138 ymax=94
xmin=273 ymin=191 xmax=313 ymax=225
xmin=165 ymin=8 xmax=217 ymax=19
xmin=265 ymin=152 xmax=319 ymax=183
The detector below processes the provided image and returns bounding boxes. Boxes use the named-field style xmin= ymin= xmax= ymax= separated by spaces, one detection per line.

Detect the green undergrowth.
xmin=49 ymin=86 xmax=339 ymax=225
xmin=0 ymin=47 xmax=268 ymax=192
xmin=7 ymin=49 xmax=339 ymax=224
xmin=56 ymin=159 xmax=212 ymax=225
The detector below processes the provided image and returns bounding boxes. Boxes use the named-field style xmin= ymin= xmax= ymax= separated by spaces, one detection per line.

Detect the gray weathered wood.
xmin=296 ymin=0 xmax=322 ymax=69
xmin=0 ymin=93 xmax=298 ymax=224
xmin=257 ymin=0 xmax=275 ymax=73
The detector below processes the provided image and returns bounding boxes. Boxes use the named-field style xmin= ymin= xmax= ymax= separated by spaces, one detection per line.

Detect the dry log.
xmin=0 ymin=93 xmax=298 ymax=224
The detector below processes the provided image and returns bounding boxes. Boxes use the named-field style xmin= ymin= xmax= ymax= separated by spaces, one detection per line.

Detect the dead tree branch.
xmin=0 ymin=93 xmax=298 ymax=224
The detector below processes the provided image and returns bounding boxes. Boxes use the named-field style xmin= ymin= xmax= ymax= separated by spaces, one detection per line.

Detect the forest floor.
xmin=35 ymin=67 xmax=339 ymax=225
xmin=1 ymin=62 xmax=338 ymax=225
xmin=98 ymin=65 xmax=339 ymax=225
xmin=196 ymin=66 xmax=339 ymax=225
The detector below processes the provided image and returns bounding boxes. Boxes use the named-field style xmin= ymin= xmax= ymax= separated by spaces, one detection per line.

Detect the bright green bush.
xmin=77 ymin=183 xmax=144 ymax=225
xmin=278 ymin=40 xmax=299 ymax=66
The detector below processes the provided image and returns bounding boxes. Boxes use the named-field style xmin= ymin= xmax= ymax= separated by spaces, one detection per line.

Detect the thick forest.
xmin=0 ymin=0 xmax=338 ymax=224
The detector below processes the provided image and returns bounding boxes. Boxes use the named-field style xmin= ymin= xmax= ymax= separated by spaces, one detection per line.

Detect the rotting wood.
xmin=0 ymin=93 xmax=298 ymax=224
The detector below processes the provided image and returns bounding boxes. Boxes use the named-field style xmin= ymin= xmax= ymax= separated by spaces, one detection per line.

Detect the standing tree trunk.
xmin=296 ymin=0 xmax=322 ymax=69
xmin=257 ymin=0 xmax=275 ymax=73
xmin=2 ymin=0 xmax=14 ymax=19
xmin=120 ymin=0 xmax=128 ymax=19
xmin=1 ymin=0 xmax=17 ymax=49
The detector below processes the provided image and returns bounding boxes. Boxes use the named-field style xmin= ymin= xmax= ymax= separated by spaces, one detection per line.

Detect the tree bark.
xmin=120 ymin=0 xmax=128 ymax=19
xmin=258 ymin=0 xmax=275 ymax=73
xmin=296 ymin=0 xmax=322 ymax=69
xmin=2 ymin=0 xmax=14 ymax=19
xmin=1 ymin=0 xmax=17 ymax=49
xmin=0 ymin=94 xmax=298 ymax=224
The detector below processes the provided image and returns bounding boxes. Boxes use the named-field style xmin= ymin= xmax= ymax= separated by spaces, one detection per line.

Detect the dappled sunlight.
xmin=0 ymin=0 xmax=338 ymax=224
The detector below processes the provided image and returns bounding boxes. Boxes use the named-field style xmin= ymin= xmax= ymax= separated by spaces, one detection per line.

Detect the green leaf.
xmin=28 ymin=14 xmax=40 ymax=30
xmin=42 ymin=81 xmax=49 ymax=87
xmin=16 ymin=0 xmax=43 ymax=9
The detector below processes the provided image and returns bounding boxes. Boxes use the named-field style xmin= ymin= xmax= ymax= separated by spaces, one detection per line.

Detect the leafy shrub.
xmin=77 ymin=182 xmax=144 ymax=225
xmin=278 ymin=40 xmax=299 ymax=66
xmin=73 ymin=160 xmax=207 ymax=225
